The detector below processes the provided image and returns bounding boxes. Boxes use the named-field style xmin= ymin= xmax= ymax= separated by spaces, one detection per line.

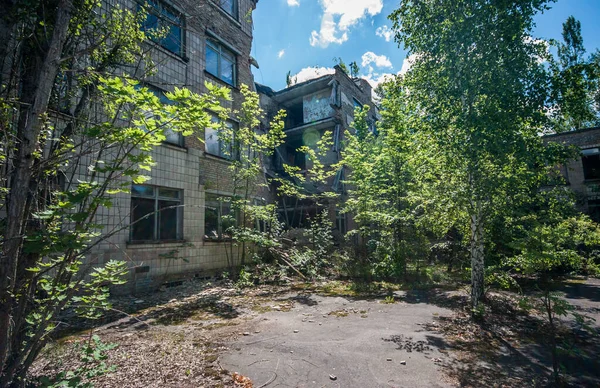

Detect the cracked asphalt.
xmin=221 ymin=292 xmax=455 ymax=387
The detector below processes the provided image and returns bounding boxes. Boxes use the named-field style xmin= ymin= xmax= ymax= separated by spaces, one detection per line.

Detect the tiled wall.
xmin=85 ymin=0 xmax=261 ymax=293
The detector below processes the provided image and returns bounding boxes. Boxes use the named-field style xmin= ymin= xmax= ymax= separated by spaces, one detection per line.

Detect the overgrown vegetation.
xmin=2 ymin=0 xmax=600 ymax=386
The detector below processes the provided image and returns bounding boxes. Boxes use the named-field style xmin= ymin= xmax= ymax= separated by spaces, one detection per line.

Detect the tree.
xmin=333 ymin=57 xmax=349 ymax=75
xmin=0 ymin=1 xmax=228 ymax=384
xmin=389 ymin=0 xmax=557 ymax=311
xmin=342 ymin=89 xmax=423 ymax=278
xmin=349 ymin=61 xmax=360 ymax=78
xmin=218 ymin=84 xmax=286 ymax=272
xmin=549 ymin=16 xmax=600 ymax=132
xmin=492 ymin=189 xmax=600 ymax=385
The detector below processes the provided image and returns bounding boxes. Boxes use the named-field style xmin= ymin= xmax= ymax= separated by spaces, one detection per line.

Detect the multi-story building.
xmin=545 ymin=127 xmax=600 ymax=222
xmin=89 ymin=0 xmax=264 ymax=293
xmin=257 ymin=66 xmax=379 ymax=238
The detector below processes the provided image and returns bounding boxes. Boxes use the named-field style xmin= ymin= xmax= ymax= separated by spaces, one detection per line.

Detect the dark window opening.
xmin=583 ymin=153 xmax=600 ymax=181
xmin=140 ymin=0 xmax=184 ymax=57
xmin=588 ymin=199 xmax=600 ymax=223
xmin=204 ymin=193 xmax=236 ymax=241
xmin=130 ymin=185 xmax=183 ymax=242
xmin=286 ymin=102 xmax=304 ymax=128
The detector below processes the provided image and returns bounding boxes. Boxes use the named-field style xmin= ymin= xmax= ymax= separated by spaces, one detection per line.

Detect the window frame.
xmin=130 ymin=184 xmax=183 ymax=243
xmin=217 ymin=0 xmax=238 ymax=19
xmin=205 ymin=38 xmax=237 ymax=86
xmin=204 ymin=114 xmax=238 ymax=160
xmin=143 ymin=84 xmax=184 ymax=147
xmin=204 ymin=193 xmax=237 ymax=241
xmin=140 ymin=0 xmax=185 ymax=57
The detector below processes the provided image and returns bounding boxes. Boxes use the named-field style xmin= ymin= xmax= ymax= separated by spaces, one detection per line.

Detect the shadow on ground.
xmin=410 ymin=283 xmax=600 ymax=388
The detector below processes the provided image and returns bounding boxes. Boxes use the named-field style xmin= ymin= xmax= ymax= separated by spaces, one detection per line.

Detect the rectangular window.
xmin=206 ymin=39 xmax=237 ymax=86
xmin=582 ymin=149 xmax=600 ymax=181
xmin=204 ymin=193 xmax=236 ymax=241
xmin=353 ymin=98 xmax=363 ymax=110
xmin=144 ymin=85 xmax=184 ymax=146
xmin=205 ymin=114 xmax=237 ymax=159
xmin=336 ymin=210 xmax=347 ymax=234
xmin=218 ymin=0 xmax=237 ymax=18
xmin=141 ymin=0 xmax=184 ymax=57
xmin=131 ymin=185 xmax=183 ymax=242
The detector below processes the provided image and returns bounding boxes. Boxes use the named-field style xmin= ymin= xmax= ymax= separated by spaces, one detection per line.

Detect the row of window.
xmin=129 ymin=186 xmax=244 ymax=242
xmin=143 ymin=83 xmax=238 ymax=159
xmin=140 ymin=0 xmax=238 ymax=86
xmin=130 ymin=185 xmax=347 ymax=243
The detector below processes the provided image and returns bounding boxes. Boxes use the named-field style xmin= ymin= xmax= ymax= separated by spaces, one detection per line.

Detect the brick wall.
xmin=544 ymin=127 xmax=600 ymax=214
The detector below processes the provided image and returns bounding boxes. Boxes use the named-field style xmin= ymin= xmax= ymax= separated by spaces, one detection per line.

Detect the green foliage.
xmin=304 ymin=210 xmax=334 ymax=262
xmin=548 ymin=16 xmax=600 ymax=131
xmin=210 ymin=84 xmax=287 ymax=271
xmin=388 ymin=0 xmax=566 ymax=309
xmin=235 ymin=267 xmax=254 ymax=289
xmin=0 ymin=0 xmax=230 ymax=384
xmin=38 ymin=335 xmax=117 ymax=388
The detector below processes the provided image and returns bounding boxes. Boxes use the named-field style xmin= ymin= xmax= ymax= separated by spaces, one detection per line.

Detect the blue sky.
xmin=251 ymin=0 xmax=600 ymax=92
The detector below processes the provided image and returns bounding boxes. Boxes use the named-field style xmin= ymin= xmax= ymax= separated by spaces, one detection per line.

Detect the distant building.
xmin=545 ymin=127 xmax=600 ymax=222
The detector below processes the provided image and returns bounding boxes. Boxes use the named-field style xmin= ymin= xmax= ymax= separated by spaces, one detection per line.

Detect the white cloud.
xmin=361 ymin=51 xmax=393 ymax=69
xmin=287 ymin=0 xmax=300 ymax=6
xmin=399 ymin=54 xmax=418 ymax=75
xmin=289 ymin=66 xmax=336 ymax=86
xmin=375 ymin=25 xmax=393 ymax=42
xmin=278 ymin=49 xmax=285 ymax=59
xmin=310 ymin=0 xmax=383 ymax=48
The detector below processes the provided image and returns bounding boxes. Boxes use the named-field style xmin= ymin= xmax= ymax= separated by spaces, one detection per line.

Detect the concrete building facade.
xmin=86 ymin=1 xmax=379 ymax=293
xmin=89 ymin=0 xmax=263 ymax=293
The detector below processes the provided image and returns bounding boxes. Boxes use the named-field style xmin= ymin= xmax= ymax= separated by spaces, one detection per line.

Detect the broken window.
xmin=206 ymin=39 xmax=237 ymax=86
xmin=205 ymin=114 xmax=237 ymax=160
xmin=130 ymin=185 xmax=183 ymax=242
xmin=582 ymin=148 xmax=600 ymax=181
xmin=140 ymin=0 xmax=184 ymax=57
xmin=286 ymin=102 xmax=304 ymax=128
xmin=204 ymin=193 xmax=236 ymax=241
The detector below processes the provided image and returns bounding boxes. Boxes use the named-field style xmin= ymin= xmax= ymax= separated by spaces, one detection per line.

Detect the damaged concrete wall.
xmin=303 ymin=89 xmax=334 ymax=123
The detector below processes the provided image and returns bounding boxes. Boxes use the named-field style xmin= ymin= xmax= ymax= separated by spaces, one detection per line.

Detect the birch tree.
xmin=389 ymin=0 xmax=555 ymax=311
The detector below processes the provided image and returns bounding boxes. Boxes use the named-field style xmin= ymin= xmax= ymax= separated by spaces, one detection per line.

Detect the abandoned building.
xmin=65 ymin=0 xmax=381 ymax=293
xmin=257 ymin=66 xmax=379 ymax=237
xmin=86 ymin=0 xmax=265 ymax=293
xmin=545 ymin=127 xmax=600 ymax=222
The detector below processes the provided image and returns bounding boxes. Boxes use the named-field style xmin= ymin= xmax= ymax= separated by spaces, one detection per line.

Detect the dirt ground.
xmin=29 ymin=279 xmax=600 ymax=388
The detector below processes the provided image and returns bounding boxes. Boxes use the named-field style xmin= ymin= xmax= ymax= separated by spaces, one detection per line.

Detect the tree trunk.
xmin=470 ymin=206 xmax=485 ymax=312
xmin=0 ymin=0 xmax=73 ymax=376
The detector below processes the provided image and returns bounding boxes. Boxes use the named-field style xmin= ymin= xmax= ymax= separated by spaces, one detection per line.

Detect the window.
xmin=143 ymin=85 xmax=183 ymax=146
xmin=353 ymin=98 xmax=363 ymax=110
xmin=141 ymin=0 xmax=184 ymax=56
xmin=206 ymin=39 xmax=236 ymax=86
xmin=205 ymin=114 xmax=237 ymax=159
xmin=130 ymin=185 xmax=182 ymax=242
xmin=336 ymin=210 xmax=347 ymax=234
xmin=218 ymin=0 xmax=238 ymax=18
xmin=204 ymin=193 xmax=236 ymax=240
xmin=582 ymin=148 xmax=600 ymax=181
